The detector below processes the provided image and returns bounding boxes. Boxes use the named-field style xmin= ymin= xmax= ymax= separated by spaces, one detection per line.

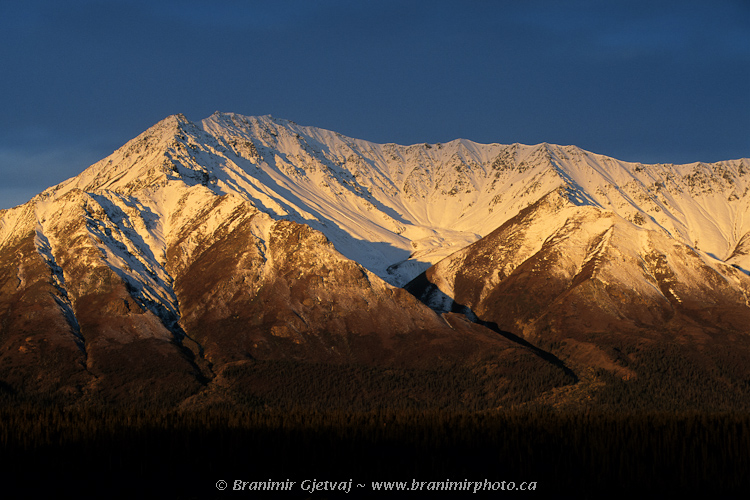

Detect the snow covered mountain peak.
xmin=6 ymin=112 xmax=750 ymax=287
xmin=5 ymin=112 xmax=750 ymax=411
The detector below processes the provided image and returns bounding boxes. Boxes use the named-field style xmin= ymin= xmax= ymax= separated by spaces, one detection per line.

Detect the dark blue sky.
xmin=1 ymin=0 xmax=748 ymax=209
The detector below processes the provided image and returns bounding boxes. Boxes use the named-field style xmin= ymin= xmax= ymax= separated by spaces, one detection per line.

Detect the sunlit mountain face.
xmin=1 ymin=112 xmax=750 ymax=411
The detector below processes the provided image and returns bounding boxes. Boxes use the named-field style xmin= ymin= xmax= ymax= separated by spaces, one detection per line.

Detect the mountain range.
xmin=2 ymin=112 xmax=749 ymax=410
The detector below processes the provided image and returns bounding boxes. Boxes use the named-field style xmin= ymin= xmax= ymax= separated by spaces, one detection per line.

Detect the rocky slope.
xmin=1 ymin=112 xmax=748 ymax=410
xmin=405 ymin=190 xmax=750 ymax=410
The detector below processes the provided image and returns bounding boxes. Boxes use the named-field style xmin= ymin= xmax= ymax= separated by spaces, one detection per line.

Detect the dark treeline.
xmin=591 ymin=341 xmax=750 ymax=412
xmin=0 ymin=358 xmax=574 ymax=413
xmin=2 ymin=348 xmax=749 ymax=498
xmin=212 ymin=358 xmax=574 ymax=411
xmin=2 ymin=406 xmax=749 ymax=499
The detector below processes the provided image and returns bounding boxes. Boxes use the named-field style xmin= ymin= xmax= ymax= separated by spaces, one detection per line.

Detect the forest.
xmin=2 ymin=344 xmax=750 ymax=498
xmin=2 ymin=405 xmax=749 ymax=498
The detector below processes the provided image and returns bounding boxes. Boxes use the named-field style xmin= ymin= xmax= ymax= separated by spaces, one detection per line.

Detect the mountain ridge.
xmin=2 ymin=112 xmax=750 ymax=410
xmin=6 ymin=112 xmax=748 ymax=285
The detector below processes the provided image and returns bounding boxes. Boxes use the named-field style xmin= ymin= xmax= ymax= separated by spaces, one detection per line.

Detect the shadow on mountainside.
xmin=404 ymin=272 xmax=578 ymax=384
xmin=184 ymin=144 xmax=416 ymax=282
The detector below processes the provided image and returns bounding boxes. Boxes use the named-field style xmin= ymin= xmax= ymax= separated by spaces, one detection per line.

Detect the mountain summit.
xmin=1 ymin=112 xmax=749 ymax=410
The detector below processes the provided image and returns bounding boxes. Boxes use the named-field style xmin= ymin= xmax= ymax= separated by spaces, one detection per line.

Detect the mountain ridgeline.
xmin=1 ymin=112 xmax=750 ymax=411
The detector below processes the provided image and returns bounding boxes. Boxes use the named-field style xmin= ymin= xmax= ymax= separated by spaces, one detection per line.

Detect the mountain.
xmin=1 ymin=111 xmax=749 ymax=410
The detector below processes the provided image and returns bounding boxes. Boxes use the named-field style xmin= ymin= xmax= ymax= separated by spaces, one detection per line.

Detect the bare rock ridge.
xmin=1 ymin=111 xmax=749 ymax=410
